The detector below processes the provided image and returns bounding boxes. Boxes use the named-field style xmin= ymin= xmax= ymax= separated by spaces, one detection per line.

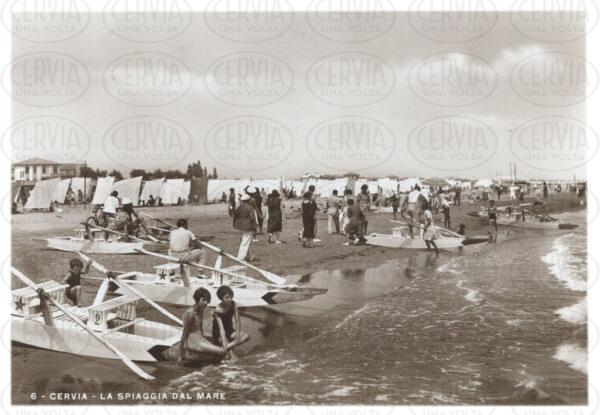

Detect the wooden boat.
xmin=366 ymin=226 xmax=465 ymax=249
xmin=34 ymin=229 xmax=147 ymax=255
xmin=11 ymin=267 xmax=225 ymax=380
xmin=107 ymin=251 xmax=327 ymax=308
xmin=495 ymin=215 xmax=578 ymax=230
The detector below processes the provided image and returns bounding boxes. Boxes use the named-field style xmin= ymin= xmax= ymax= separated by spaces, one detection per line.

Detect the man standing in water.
xmin=178 ymin=288 xmax=226 ymax=362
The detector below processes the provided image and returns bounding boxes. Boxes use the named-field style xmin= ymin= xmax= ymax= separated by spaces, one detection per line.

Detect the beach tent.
xmin=318 ymin=178 xmax=348 ymax=196
xmin=112 ymin=176 xmax=143 ymax=205
xmin=24 ymin=178 xmax=59 ymax=210
xmin=140 ymin=178 xmax=165 ymax=204
xmin=51 ymin=179 xmax=72 ymax=204
xmin=11 ymin=182 xmax=22 ymax=204
xmin=70 ymin=177 xmax=93 ymax=201
xmin=444 ymin=179 xmax=461 ymax=187
xmin=207 ymin=179 xmax=237 ymax=201
xmin=354 ymin=179 xmax=378 ymax=195
xmin=398 ymin=178 xmax=422 ymax=192
xmin=474 ymin=179 xmax=493 ymax=188
xmin=160 ymin=179 xmax=189 ymax=205
xmin=189 ymin=178 xmax=208 ymax=204
xmin=461 ymin=181 xmax=472 ymax=189
xmin=251 ymin=179 xmax=281 ymax=194
xmin=91 ymin=177 xmax=115 ymax=205
xmin=377 ymin=178 xmax=398 ymax=197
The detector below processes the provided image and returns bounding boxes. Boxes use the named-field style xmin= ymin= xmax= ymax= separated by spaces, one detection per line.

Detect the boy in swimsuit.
xmin=212 ymin=285 xmax=250 ymax=358
xmin=179 ymin=288 xmax=226 ymax=362
xmin=63 ymin=258 xmax=91 ymax=306
xmin=488 ymin=200 xmax=498 ymax=232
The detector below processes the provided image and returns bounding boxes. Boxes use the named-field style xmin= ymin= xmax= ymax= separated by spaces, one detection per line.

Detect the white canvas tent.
xmin=139 ymin=178 xmax=165 ymax=203
xmin=160 ymin=179 xmax=189 ymax=205
xmin=112 ymin=176 xmax=143 ymax=205
xmin=91 ymin=177 xmax=115 ymax=205
xmin=70 ymin=177 xmax=93 ymax=201
xmin=317 ymin=178 xmax=348 ymax=196
xmin=51 ymin=179 xmax=72 ymax=204
xmin=474 ymin=179 xmax=493 ymax=188
xmin=24 ymin=178 xmax=59 ymax=210
xmin=377 ymin=178 xmax=398 ymax=197
xmin=398 ymin=178 xmax=422 ymax=192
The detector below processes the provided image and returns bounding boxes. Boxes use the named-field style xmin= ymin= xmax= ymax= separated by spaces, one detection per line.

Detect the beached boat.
xmin=34 ymin=229 xmax=148 ymax=254
xmin=495 ymin=216 xmax=578 ymax=230
xmin=11 ymin=268 xmax=225 ymax=380
xmin=104 ymin=251 xmax=327 ymax=308
xmin=366 ymin=226 xmax=465 ymax=249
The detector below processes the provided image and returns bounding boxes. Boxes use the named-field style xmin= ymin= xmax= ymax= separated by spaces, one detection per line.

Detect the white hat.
xmin=121 ymin=197 xmax=132 ymax=205
xmin=241 ymin=194 xmax=250 ymax=201
xmin=247 ymin=186 xmax=256 ymax=193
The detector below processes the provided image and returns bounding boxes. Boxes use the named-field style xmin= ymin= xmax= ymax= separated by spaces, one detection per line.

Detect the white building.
xmin=12 ymin=158 xmax=61 ymax=182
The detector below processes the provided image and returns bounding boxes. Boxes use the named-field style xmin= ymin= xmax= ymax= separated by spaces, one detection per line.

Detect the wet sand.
xmin=10 ymin=192 xmax=585 ymax=404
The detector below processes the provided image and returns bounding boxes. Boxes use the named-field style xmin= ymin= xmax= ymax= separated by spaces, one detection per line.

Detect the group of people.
xmin=99 ymin=191 xmax=149 ymax=241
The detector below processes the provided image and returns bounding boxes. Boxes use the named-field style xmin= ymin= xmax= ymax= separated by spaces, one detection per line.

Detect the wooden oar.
xmin=137 ymin=212 xmax=286 ymax=285
xmin=81 ymin=223 xmax=162 ymax=244
xmin=11 ymin=267 xmax=154 ymax=381
xmin=79 ymin=254 xmax=183 ymax=326
xmin=135 ymin=248 xmax=273 ymax=287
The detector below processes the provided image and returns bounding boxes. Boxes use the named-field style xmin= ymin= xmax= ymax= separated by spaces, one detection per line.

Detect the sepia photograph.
xmin=1 ymin=0 xmax=597 ymax=411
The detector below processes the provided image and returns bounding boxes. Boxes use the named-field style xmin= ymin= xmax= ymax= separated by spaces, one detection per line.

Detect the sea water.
xmin=161 ymin=211 xmax=588 ymax=404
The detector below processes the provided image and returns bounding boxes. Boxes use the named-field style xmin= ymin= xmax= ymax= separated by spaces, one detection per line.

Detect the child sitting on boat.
xmin=63 ymin=258 xmax=91 ymax=306
xmin=212 ymin=285 xmax=250 ymax=358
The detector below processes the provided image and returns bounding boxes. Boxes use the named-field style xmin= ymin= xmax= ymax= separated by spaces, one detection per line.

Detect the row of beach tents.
xmin=19 ymin=175 xmax=487 ymax=210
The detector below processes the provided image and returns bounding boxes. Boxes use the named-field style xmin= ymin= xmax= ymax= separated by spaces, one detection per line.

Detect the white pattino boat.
xmin=34 ymin=229 xmax=147 ymax=255
xmin=110 ymin=257 xmax=327 ymax=308
xmin=366 ymin=225 xmax=465 ymax=250
xmin=11 ymin=281 xmax=181 ymax=362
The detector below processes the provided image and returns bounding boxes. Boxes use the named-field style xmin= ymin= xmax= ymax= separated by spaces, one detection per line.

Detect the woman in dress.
xmin=266 ymin=190 xmax=283 ymax=244
xmin=301 ymin=191 xmax=317 ymax=248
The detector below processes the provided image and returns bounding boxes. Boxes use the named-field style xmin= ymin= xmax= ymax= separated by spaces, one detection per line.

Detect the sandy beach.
xmin=10 ymin=191 xmax=587 ymax=405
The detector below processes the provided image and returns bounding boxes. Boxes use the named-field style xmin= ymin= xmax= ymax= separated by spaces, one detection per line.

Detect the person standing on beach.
xmin=245 ymin=186 xmax=264 ymax=236
xmin=423 ymin=209 xmax=438 ymax=252
xmin=543 ymin=181 xmax=549 ymax=199
xmin=301 ymin=192 xmax=318 ymax=248
xmin=343 ymin=199 xmax=365 ymax=246
xmin=356 ymin=184 xmax=371 ymax=235
xmin=442 ymin=197 xmax=451 ymax=229
xmin=390 ymin=192 xmax=399 ymax=220
xmin=406 ymin=185 xmax=421 ymax=238
xmin=266 ymin=190 xmax=283 ymax=244
xmin=326 ymin=190 xmax=341 ymax=234
xmin=488 ymin=200 xmax=498 ymax=232
xmin=233 ymin=194 xmax=258 ymax=261
xmin=228 ymin=188 xmax=236 ymax=217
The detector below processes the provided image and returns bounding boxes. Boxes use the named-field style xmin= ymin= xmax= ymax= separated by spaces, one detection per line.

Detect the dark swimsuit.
xmin=212 ymin=305 xmax=235 ymax=346
xmin=64 ymin=271 xmax=80 ymax=300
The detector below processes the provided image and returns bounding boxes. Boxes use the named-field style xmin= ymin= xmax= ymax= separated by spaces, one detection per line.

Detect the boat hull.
xmin=495 ymin=218 xmax=576 ymax=230
xmin=12 ymin=316 xmax=180 ymax=362
xmin=114 ymin=273 xmax=327 ymax=307
xmin=366 ymin=233 xmax=464 ymax=249
xmin=38 ymin=237 xmax=146 ymax=254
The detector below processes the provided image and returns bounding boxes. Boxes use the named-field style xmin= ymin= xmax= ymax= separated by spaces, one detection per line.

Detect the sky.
xmin=7 ymin=10 xmax=590 ymax=180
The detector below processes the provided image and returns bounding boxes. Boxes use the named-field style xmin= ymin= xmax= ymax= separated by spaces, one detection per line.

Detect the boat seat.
xmin=52 ymin=306 xmax=89 ymax=323
xmin=12 ymin=280 xmax=68 ymax=317
xmin=87 ymin=295 xmax=138 ymax=332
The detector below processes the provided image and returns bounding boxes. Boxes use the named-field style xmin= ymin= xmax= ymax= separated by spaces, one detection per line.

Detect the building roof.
xmin=13 ymin=158 xmax=60 ymax=166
